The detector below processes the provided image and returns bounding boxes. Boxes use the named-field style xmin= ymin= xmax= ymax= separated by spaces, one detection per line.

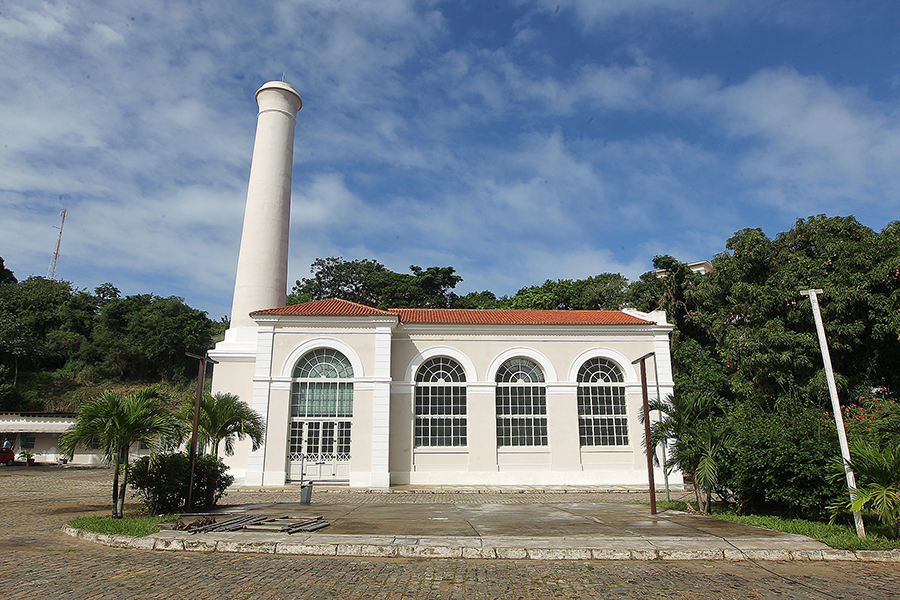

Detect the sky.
xmin=1 ymin=0 xmax=899 ymax=319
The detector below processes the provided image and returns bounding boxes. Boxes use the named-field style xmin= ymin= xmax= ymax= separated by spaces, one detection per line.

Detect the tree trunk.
xmin=111 ymin=449 xmax=121 ymax=518
xmin=691 ymin=470 xmax=708 ymax=514
xmin=687 ymin=458 xmax=703 ymax=513
xmin=116 ymin=447 xmax=129 ymax=518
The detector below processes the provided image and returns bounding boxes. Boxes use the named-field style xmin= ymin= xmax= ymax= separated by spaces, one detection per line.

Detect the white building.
xmin=209 ymin=81 xmax=677 ymax=488
xmin=211 ymin=298 xmax=674 ymax=488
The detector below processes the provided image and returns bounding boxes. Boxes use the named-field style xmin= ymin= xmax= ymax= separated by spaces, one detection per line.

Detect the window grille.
xmin=291 ymin=348 xmax=354 ymax=418
xmin=415 ymin=357 xmax=467 ymax=447
xmin=495 ymin=358 xmax=547 ymax=446
xmin=577 ymin=358 xmax=629 ymax=446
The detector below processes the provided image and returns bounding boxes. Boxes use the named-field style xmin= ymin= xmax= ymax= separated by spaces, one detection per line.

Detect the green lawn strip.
xmin=655 ymin=500 xmax=899 ymax=551
xmin=68 ymin=514 xmax=176 ymax=537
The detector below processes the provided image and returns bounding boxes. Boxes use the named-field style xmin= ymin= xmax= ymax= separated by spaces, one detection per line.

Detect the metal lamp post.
xmin=633 ymin=352 xmax=657 ymax=515
xmin=185 ymin=352 xmax=218 ymax=512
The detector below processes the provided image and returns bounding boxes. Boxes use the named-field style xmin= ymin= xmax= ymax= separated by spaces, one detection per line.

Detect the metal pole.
xmin=801 ymin=289 xmax=865 ymax=538
xmin=185 ymin=352 xmax=218 ymax=512
xmin=633 ymin=352 xmax=657 ymax=515
xmin=652 ymin=354 xmax=671 ymax=503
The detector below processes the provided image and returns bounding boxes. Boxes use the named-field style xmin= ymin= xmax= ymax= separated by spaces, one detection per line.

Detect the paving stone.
xmin=856 ymin=550 xmax=899 ymax=562
xmin=396 ymin=545 xmax=463 ymax=558
xmin=153 ymin=537 xmax=185 ymax=551
xmin=495 ymin=547 xmax=528 ymax=559
xmin=820 ymin=549 xmax=857 ymax=561
xmin=336 ymin=543 xmax=397 ymax=557
xmin=744 ymin=549 xmax=792 ymax=561
xmin=789 ymin=550 xmax=824 ymax=561
xmin=591 ymin=548 xmax=634 ymax=560
xmin=182 ymin=538 xmax=219 ymax=552
xmin=217 ymin=540 xmax=277 ymax=553
xmin=276 ymin=542 xmax=338 ymax=555
xmin=461 ymin=546 xmax=497 ymax=559
xmin=525 ymin=547 xmax=592 ymax=560
xmin=659 ymin=549 xmax=725 ymax=560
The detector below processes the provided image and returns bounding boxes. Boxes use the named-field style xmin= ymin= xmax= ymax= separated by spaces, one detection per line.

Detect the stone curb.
xmin=63 ymin=527 xmax=900 ymax=562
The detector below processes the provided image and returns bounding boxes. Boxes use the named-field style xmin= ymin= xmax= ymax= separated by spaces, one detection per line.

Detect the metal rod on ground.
xmin=801 ymin=289 xmax=865 ymax=538
xmin=633 ymin=352 xmax=657 ymax=515
xmin=652 ymin=353 xmax=670 ymax=503
xmin=185 ymin=352 xmax=219 ymax=512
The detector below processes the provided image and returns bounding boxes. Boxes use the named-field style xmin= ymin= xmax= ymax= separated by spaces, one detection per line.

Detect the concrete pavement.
xmin=64 ymin=482 xmax=898 ymax=561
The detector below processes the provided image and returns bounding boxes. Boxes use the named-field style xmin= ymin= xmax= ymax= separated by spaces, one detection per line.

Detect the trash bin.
xmin=300 ymin=480 xmax=313 ymax=504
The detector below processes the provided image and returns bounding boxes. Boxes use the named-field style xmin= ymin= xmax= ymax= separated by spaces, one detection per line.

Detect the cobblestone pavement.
xmin=2 ymin=465 xmax=900 ymax=599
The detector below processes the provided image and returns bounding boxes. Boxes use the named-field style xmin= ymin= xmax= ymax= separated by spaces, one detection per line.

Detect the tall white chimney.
xmin=229 ymin=81 xmax=303 ymax=329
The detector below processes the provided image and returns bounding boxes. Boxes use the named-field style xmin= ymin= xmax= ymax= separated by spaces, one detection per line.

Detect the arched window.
xmin=577 ymin=358 xmax=628 ymax=446
xmin=291 ymin=348 xmax=354 ymax=418
xmin=495 ymin=357 xmax=547 ymax=447
xmin=289 ymin=349 xmax=354 ymax=474
xmin=415 ymin=357 xmax=467 ymax=447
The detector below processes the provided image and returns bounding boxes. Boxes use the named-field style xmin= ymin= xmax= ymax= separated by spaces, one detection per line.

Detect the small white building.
xmin=0 ymin=412 xmax=111 ymax=464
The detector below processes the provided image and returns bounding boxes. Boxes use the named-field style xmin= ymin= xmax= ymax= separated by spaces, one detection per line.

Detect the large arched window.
xmin=291 ymin=348 xmax=353 ymax=417
xmin=289 ymin=349 xmax=354 ymax=469
xmin=495 ymin=357 xmax=547 ymax=447
xmin=415 ymin=357 xmax=467 ymax=447
xmin=577 ymin=358 xmax=628 ymax=446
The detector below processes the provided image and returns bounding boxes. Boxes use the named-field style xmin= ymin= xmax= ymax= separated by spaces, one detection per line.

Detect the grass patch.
xmin=654 ymin=500 xmax=900 ymax=551
xmin=68 ymin=514 xmax=176 ymax=537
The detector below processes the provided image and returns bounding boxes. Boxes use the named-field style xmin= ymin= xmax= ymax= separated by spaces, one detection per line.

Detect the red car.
xmin=0 ymin=447 xmax=14 ymax=466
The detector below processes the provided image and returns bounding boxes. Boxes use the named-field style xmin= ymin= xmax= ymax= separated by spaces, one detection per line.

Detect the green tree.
xmin=176 ymin=392 xmax=264 ymax=458
xmin=290 ymin=257 xmax=388 ymax=306
xmin=702 ymin=216 xmax=900 ymax=408
xmin=451 ymin=290 xmax=509 ymax=309
xmin=290 ymin=257 xmax=463 ymax=309
xmin=0 ymin=256 xmax=16 ymax=284
xmin=59 ymin=388 xmax=179 ymax=518
xmin=371 ymin=265 xmax=462 ymax=309
xmin=93 ymin=294 xmax=214 ymax=381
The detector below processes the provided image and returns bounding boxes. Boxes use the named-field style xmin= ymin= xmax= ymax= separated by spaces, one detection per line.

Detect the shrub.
xmin=130 ymin=452 xmax=233 ymax=514
xmin=719 ymin=404 xmax=845 ymax=520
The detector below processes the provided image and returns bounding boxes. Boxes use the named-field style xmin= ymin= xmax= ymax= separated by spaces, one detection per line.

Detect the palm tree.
xmin=835 ymin=441 xmax=900 ymax=538
xmin=648 ymin=392 xmax=724 ymax=514
xmin=176 ymin=392 xmax=264 ymax=459
xmin=59 ymin=388 xmax=178 ymax=518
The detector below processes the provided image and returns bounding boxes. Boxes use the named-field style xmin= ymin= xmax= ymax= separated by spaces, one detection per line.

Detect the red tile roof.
xmin=253 ymin=299 xmax=652 ymax=325
xmin=392 ymin=308 xmax=650 ymax=325
xmin=251 ymin=298 xmax=393 ymax=317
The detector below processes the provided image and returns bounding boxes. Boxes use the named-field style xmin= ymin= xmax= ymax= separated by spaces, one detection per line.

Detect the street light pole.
xmin=800 ymin=289 xmax=865 ymax=538
xmin=185 ymin=352 xmax=218 ymax=512
xmin=652 ymin=353 xmax=671 ymax=503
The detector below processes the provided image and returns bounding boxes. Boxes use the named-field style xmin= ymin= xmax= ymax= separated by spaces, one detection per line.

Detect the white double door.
xmin=288 ymin=420 xmax=351 ymax=481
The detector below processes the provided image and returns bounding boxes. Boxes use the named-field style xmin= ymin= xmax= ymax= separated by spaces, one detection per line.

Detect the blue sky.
xmin=1 ymin=0 xmax=899 ymax=319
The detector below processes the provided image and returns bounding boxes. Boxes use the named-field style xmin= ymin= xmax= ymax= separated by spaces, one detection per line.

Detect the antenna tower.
xmin=48 ymin=208 xmax=67 ymax=280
